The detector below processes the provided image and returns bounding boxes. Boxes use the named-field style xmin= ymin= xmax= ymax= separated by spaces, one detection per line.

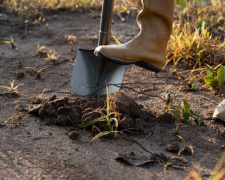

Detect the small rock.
xmin=68 ymin=131 xmax=80 ymax=140
xmin=166 ymin=142 xmax=180 ymax=153
xmin=49 ymin=95 xmax=56 ymax=101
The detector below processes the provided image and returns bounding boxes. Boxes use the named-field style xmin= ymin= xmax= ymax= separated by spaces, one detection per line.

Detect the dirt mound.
xmin=28 ymin=92 xmax=155 ymax=131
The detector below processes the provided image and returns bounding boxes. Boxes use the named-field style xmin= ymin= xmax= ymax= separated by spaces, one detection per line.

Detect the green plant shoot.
xmin=204 ymin=66 xmax=225 ymax=90
xmin=191 ymin=82 xmax=200 ymax=90
xmin=177 ymin=135 xmax=194 ymax=156
xmin=170 ymin=105 xmax=182 ymax=121
xmin=170 ymin=98 xmax=200 ymax=124
xmin=181 ymin=99 xmax=191 ymax=122
xmin=78 ymin=84 xmax=119 ymax=141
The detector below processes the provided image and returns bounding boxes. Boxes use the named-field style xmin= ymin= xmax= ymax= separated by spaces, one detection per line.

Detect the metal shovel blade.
xmin=70 ymin=48 xmax=126 ymax=96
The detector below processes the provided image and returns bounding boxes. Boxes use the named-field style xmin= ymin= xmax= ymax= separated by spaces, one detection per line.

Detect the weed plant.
xmin=0 ymin=80 xmax=23 ymax=95
xmin=78 ymin=85 xmax=120 ymax=141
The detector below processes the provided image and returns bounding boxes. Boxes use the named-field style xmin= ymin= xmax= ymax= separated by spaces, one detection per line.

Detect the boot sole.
xmin=212 ymin=117 xmax=225 ymax=126
xmin=94 ymin=51 xmax=161 ymax=73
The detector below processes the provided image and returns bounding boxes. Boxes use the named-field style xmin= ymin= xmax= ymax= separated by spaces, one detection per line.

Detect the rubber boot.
xmin=212 ymin=99 xmax=225 ymax=126
xmin=94 ymin=0 xmax=174 ymax=72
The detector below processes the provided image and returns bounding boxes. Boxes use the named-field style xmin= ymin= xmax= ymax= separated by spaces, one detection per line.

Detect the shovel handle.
xmin=96 ymin=0 xmax=114 ymax=85
xmin=98 ymin=0 xmax=114 ymax=46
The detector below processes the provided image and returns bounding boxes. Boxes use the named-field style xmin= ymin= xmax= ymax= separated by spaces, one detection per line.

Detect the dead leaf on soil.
xmin=116 ymin=152 xmax=160 ymax=166
xmin=115 ymin=152 xmax=188 ymax=170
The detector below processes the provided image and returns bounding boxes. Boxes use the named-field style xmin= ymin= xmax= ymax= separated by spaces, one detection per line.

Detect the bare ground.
xmin=0 ymin=10 xmax=225 ymax=180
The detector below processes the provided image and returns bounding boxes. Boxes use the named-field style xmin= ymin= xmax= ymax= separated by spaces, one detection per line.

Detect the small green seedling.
xmin=164 ymin=162 xmax=173 ymax=172
xmin=0 ymin=80 xmax=23 ymax=95
xmin=165 ymin=89 xmax=171 ymax=112
xmin=170 ymin=99 xmax=200 ymax=124
xmin=78 ymin=84 xmax=120 ymax=141
xmin=181 ymin=98 xmax=191 ymax=122
xmin=177 ymin=135 xmax=194 ymax=156
xmin=170 ymin=99 xmax=190 ymax=123
xmin=191 ymin=82 xmax=200 ymax=90
xmin=204 ymin=65 xmax=225 ymax=91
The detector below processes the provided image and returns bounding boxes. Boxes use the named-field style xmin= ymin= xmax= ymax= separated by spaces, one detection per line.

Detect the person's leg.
xmin=94 ymin=0 xmax=174 ymax=72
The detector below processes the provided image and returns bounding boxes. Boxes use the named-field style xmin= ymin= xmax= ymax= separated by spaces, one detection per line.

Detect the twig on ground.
xmin=120 ymin=132 xmax=166 ymax=163
xmin=88 ymin=83 xmax=165 ymax=102
xmin=31 ymin=58 xmax=73 ymax=73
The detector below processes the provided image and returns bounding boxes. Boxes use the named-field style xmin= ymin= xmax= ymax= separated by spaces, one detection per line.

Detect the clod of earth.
xmin=68 ymin=130 xmax=80 ymax=140
xmin=166 ymin=142 xmax=180 ymax=153
xmin=28 ymin=95 xmax=82 ymax=126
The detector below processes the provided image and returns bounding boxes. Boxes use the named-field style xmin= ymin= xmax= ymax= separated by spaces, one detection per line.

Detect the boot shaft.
xmin=138 ymin=0 xmax=174 ymax=35
xmin=137 ymin=0 xmax=174 ymax=52
xmin=94 ymin=0 xmax=175 ymax=71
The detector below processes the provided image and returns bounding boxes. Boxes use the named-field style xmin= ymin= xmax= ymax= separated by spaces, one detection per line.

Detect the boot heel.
xmin=135 ymin=61 xmax=161 ymax=73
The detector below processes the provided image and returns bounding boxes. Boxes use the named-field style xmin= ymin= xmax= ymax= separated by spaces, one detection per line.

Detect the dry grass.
xmin=1 ymin=0 xmax=223 ymax=67
xmin=167 ymin=0 xmax=225 ymax=69
xmin=185 ymin=151 xmax=225 ymax=180
xmin=165 ymin=0 xmax=225 ymax=89
xmin=0 ymin=0 xmax=140 ymax=18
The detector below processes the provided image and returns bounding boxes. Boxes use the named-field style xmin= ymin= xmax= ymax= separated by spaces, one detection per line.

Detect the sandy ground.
xmin=0 ymin=10 xmax=225 ymax=180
